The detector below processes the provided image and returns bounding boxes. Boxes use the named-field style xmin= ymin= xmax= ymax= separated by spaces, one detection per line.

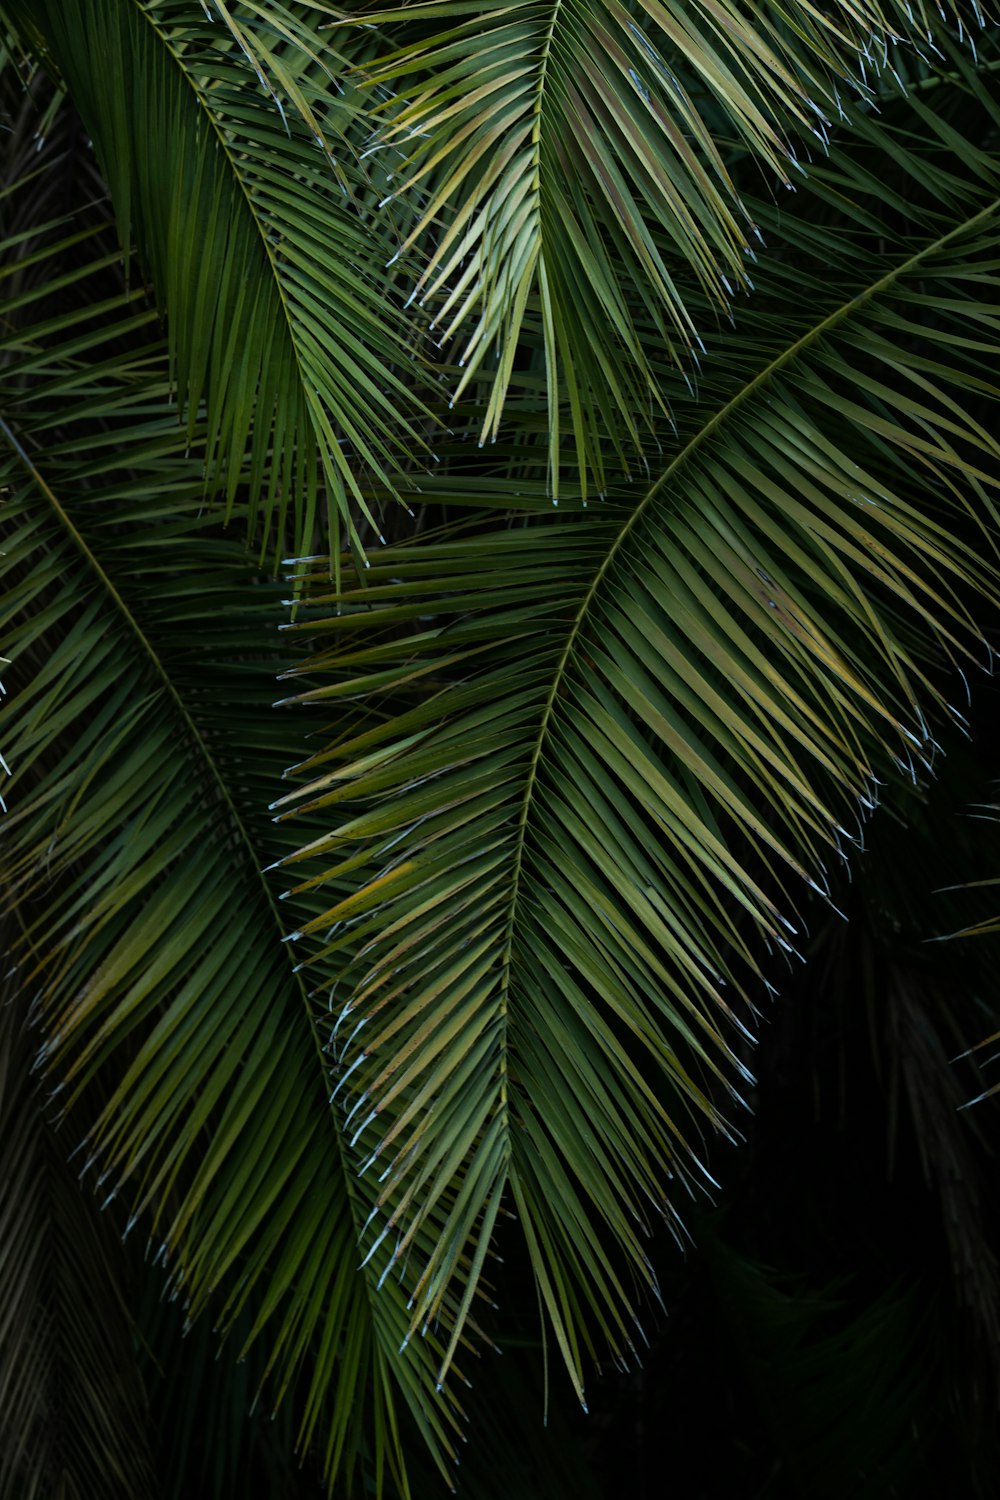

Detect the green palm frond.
xmin=6 ymin=9 xmax=1000 ymax=1490
xmin=0 ymin=116 xmax=462 ymax=1494
xmin=351 ymin=0 xmax=986 ymax=492
xmin=3 ymin=0 xmax=434 ymax=562
xmin=275 ymin=67 xmax=1000 ymax=1402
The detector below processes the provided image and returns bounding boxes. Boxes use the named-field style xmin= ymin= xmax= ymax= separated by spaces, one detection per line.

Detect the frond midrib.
xmin=487 ymin=0 xmax=569 ymax=1140
xmin=129 ymin=1 xmax=311 ymax=402
xmin=532 ymin=0 xmax=562 ymax=156
xmin=125 ymin=0 xmax=374 ymax=538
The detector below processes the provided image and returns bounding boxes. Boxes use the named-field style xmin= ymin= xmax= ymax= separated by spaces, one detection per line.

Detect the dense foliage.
xmin=2 ymin=2 xmax=1000 ymax=1495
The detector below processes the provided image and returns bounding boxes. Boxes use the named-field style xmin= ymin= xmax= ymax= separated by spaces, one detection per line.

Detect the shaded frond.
xmin=702 ymin=1229 xmax=945 ymax=1498
xmin=0 ymin=963 xmax=156 ymax=1500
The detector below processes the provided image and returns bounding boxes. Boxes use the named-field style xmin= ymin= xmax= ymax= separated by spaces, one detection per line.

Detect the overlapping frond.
xmin=276 ymin=69 xmax=1000 ymax=1400
xmin=0 ymin=118 xmax=463 ymax=1494
xmin=352 ymin=0 xmax=987 ymax=492
xmin=2 ymin=0 xmax=433 ymax=561
xmin=6 ymin=7 xmax=1000 ymax=1489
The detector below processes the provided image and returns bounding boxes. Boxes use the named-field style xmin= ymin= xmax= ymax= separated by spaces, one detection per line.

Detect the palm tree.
xmin=2 ymin=2 xmax=1000 ymax=1494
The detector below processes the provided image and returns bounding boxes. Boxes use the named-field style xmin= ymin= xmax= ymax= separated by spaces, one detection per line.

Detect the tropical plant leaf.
xmin=7 ymin=11 xmax=1000 ymax=1492
xmin=0 ymin=956 xmax=157 ymax=1500
xmin=350 ymin=0 xmax=987 ymax=493
xmin=274 ymin=64 xmax=1000 ymax=1403
xmin=2 ymin=0 xmax=434 ymax=562
xmin=0 ymin=102 xmax=464 ymax=1495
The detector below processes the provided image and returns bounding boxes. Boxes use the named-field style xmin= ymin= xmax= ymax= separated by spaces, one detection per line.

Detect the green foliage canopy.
xmin=2 ymin=3 xmax=1000 ymax=1495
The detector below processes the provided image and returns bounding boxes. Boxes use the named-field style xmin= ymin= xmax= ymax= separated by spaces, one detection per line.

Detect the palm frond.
xmin=0 ymin=959 xmax=156 ymax=1500
xmin=0 ymin=107 xmax=462 ymax=1494
xmin=351 ymin=0 xmax=986 ymax=493
xmin=275 ymin=66 xmax=1000 ymax=1401
xmin=3 ymin=0 xmax=433 ymax=561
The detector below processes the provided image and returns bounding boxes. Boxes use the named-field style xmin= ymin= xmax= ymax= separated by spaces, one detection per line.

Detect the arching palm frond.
xmin=0 ymin=118 xmax=460 ymax=1496
xmin=275 ymin=67 xmax=1000 ymax=1404
xmin=350 ymin=0 xmax=987 ymax=493
xmin=3 ymin=0 xmax=434 ymax=561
